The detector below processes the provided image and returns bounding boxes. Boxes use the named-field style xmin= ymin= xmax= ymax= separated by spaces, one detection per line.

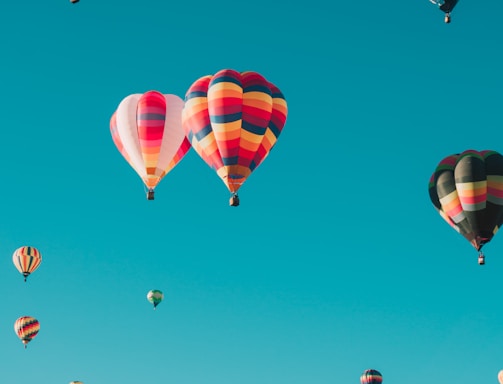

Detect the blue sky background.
xmin=0 ymin=1 xmax=502 ymax=383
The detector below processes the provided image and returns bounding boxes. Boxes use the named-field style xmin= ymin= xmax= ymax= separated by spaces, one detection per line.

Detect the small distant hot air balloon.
xmin=111 ymin=91 xmax=191 ymax=200
xmin=429 ymin=150 xmax=503 ymax=265
xmin=12 ymin=246 xmax=42 ymax=282
xmin=182 ymin=69 xmax=288 ymax=206
xmin=360 ymin=369 xmax=382 ymax=384
xmin=147 ymin=290 xmax=164 ymax=310
xmin=14 ymin=316 xmax=40 ymax=348
xmin=70 ymin=381 xmax=83 ymax=384
xmin=498 ymin=370 xmax=503 ymax=384
xmin=70 ymin=0 xmax=79 ymax=3
xmin=428 ymin=0 xmax=459 ymax=23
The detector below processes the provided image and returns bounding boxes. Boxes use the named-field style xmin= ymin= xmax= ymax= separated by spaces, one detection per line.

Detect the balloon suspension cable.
xmin=478 ymin=251 xmax=485 ymax=266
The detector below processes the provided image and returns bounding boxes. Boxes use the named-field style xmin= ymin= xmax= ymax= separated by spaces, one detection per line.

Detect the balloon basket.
xmin=147 ymin=190 xmax=154 ymax=200
xmin=229 ymin=195 xmax=240 ymax=207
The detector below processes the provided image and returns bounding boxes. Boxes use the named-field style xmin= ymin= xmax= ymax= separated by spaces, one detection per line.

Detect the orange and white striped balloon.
xmin=12 ymin=246 xmax=42 ymax=282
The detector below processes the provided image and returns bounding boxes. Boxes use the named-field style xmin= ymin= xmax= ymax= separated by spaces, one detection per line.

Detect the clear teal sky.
xmin=1 ymin=1 xmax=502 ymax=383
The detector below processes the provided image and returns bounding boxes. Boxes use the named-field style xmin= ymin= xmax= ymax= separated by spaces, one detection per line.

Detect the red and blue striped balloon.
xmin=360 ymin=369 xmax=382 ymax=384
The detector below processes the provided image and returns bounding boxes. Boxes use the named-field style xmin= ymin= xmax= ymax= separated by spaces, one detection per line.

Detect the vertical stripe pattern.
xmin=183 ymin=69 xmax=287 ymax=194
xmin=360 ymin=369 xmax=383 ymax=384
xmin=12 ymin=246 xmax=42 ymax=280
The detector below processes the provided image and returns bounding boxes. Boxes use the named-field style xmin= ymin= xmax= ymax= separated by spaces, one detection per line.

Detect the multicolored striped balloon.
xmin=498 ymin=370 xmax=503 ymax=384
xmin=182 ymin=69 xmax=288 ymax=206
xmin=111 ymin=91 xmax=191 ymax=200
xmin=14 ymin=316 xmax=40 ymax=348
xmin=429 ymin=149 xmax=503 ymax=264
xmin=12 ymin=246 xmax=42 ymax=282
xmin=360 ymin=369 xmax=382 ymax=384
xmin=147 ymin=289 xmax=164 ymax=310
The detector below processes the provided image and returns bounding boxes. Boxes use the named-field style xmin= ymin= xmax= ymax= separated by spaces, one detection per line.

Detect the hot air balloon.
xmin=360 ymin=369 xmax=382 ymax=384
xmin=429 ymin=150 xmax=503 ymax=265
xmin=182 ymin=69 xmax=288 ymax=206
xmin=429 ymin=0 xmax=459 ymax=23
xmin=12 ymin=246 xmax=42 ymax=282
xmin=147 ymin=289 xmax=164 ymax=310
xmin=498 ymin=370 xmax=503 ymax=384
xmin=14 ymin=316 xmax=40 ymax=348
xmin=111 ymin=91 xmax=191 ymax=200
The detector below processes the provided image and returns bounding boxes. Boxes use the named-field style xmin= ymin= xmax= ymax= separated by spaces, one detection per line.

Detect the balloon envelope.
xmin=182 ymin=69 xmax=287 ymax=201
xmin=12 ymin=246 xmax=42 ymax=282
xmin=14 ymin=316 xmax=40 ymax=347
xmin=360 ymin=369 xmax=382 ymax=384
xmin=111 ymin=91 xmax=191 ymax=198
xmin=147 ymin=289 xmax=164 ymax=309
xmin=429 ymin=0 xmax=458 ymax=13
xmin=429 ymin=149 xmax=503 ymax=254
